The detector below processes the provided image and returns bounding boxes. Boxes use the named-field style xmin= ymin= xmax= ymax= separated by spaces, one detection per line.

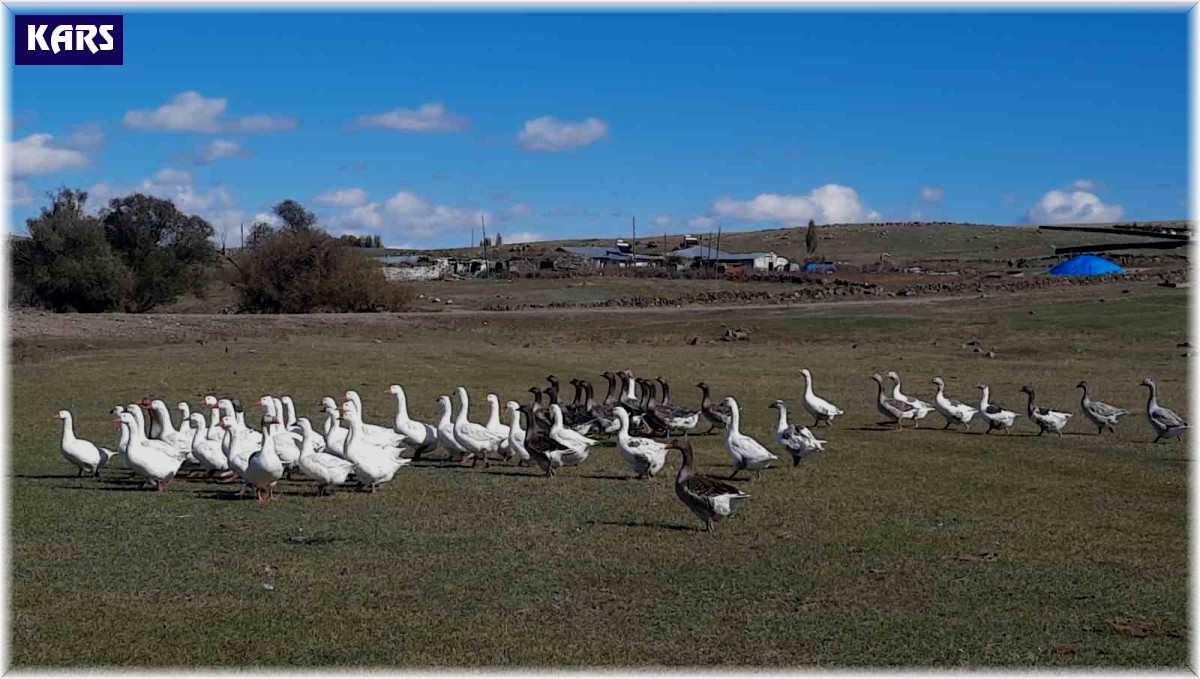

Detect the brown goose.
xmin=586 ymin=380 xmax=620 ymax=434
xmin=665 ymin=438 xmax=750 ymax=533
xmin=696 ymin=382 xmax=733 ymax=434
xmin=636 ymin=378 xmax=672 ymax=435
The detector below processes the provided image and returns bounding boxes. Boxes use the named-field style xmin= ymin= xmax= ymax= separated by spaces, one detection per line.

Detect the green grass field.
xmin=10 ymin=282 xmax=1189 ymax=667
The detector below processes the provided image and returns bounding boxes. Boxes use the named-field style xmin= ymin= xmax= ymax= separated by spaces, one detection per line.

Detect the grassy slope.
xmin=10 ymin=283 xmax=1189 ymax=667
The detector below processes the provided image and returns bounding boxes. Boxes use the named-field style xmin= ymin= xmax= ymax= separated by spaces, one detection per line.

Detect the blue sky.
xmin=9 ymin=9 xmax=1188 ymax=248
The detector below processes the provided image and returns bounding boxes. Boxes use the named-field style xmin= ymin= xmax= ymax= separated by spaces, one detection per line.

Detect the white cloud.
xmin=331 ymin=190 xmax=489 ymax=239
xmin=919 ymin=186 xmax=944 ymax=205
xmin=251 ymin=212 xmax=281 ymax=227
xmin=1071 ymin=179 xmax=1095 ymax=191
xmin=1027 ymin=189 xmax=1123 ymax=225
xmin=11 ymin=133 xmax=90 ymax=177
xmin=355 ymin=103 xmax=469 ymax=132
xmin=314 ymin=187 xmax=369 ymax=207
xmin=517 ymin=116 xmax=608 ymax=152
xmin=496 ymin=201 xmax=534 ymax=222
xmin=688 ymin=215 xmax=716 ymax=230
xmin=195 ymin=139 xmax=247 ymax=164
xmin=11 ymin=181 xmax=33 ymax=206
xmin=652 ymin=214 xmax=673 ymax=228
xmin=63 ymin=122 xmax=106 ymax=151
xmin=87 ymin=168 xmax=236 ymax=222
xmin=123 ymin=91 xmax=296 ymax=133
xmin=711 ymin=184 xmax=879 ymax=225
xmin=504 ymin=231 xmax=544 ymax=244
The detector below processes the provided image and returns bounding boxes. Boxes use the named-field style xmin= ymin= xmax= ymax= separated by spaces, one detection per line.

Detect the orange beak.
xmin=111 ymin=418 xmax=121 ymax=424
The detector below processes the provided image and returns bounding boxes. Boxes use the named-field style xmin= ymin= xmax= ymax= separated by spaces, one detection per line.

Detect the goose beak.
xmin=111 ymin=418 xmax=121 ymax=424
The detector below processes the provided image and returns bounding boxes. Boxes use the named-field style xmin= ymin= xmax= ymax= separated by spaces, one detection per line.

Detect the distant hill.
xmin=367 ymin=220 xmax=1190 ymax=268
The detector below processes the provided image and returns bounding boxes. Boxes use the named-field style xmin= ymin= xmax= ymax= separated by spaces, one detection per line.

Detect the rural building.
xmin=376 ymin=255 xmax=454 ymax=281
xmin=559 ymin=246 xmax=664 ymax=268
xmin=670 ymin=246 xmax=790 ymax=271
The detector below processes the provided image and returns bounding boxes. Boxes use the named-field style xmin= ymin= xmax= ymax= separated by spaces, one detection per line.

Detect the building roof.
xmin=670 ymin=246 xmax=781 ymax=261
xmin=560 ymin=246 xmax=662 ymax=262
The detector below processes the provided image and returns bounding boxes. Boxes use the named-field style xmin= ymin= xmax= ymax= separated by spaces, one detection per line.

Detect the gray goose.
xmin=870 ymin=373 xmax=920 ymax=430
xmin=696 ymin=382 xmax=732 ymax=434
xmin=636 ymin=378 xmax=673 ymax=436
xmin=1077 ymin=381 xmax=1128 ymax=435
xmin=1141 ymin=378 xmax=1188 ymax=443
xmin=665 ymin=438 xmax=750 ymax=533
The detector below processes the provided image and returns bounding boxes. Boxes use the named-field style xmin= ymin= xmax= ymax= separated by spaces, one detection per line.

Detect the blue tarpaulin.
xmin=1048 ymin=254 xmax=1124 ymax=277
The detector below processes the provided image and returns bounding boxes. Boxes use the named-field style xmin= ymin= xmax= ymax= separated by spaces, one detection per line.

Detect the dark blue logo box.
xmin=15 ymin=15 xmax=123 ymax=65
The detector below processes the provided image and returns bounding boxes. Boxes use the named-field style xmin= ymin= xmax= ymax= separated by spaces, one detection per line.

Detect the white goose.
xmin=295 ymin=417 xmax=355 ymax=495
xmin=218 ymin=398 xmax=264 ymax=446
xmin=504 ymin=401 xmax=532 ymax=466
xmin=200 ymin=396 xmax=225 ymax=442
xmin=187 ymin=413 xmax=229 ymax=473
xmin=799 ymin=368 xmax=844 ymax=427
xmin=242 ymin=420 xmax=285 ymax=502
xmin=320 ymin=397 xmax=350 ymax=456
xmin=1019 ymin=386 xmax=1072 ymax=437
xmin=342 ymin=402 xmax=410 ymax=492
xmin=435 ymin=395 xmax=468 ymax=460
xmin=259 ymin=397 xmax=302 ymax=473
xmin=57 ymin=409 xmax=117 ymax=477
xmin=886 ymin=371 xmax=934 ymax=421
xmin=612 ymin=406 xmax=667 ymax=479
xmin=453 ymin=387 xmax=507 ymax=467
xmin=1141 ymin=378 xmax=1188 ymax=443
xmin=116 ymin=411 xmax=187 ymax=493
xmin=484 ymin=394 xmax=511 ymax=452
xmin=143 ymin=399 xmax=194 ymax=453
xmin=931 ymin=377 xmax=978 ymax=430
xmin=387 ymin=384 xmax=439 ymax=458
xmin=175 ymin=402 xmax=194 ymax=438
xmin=219 ymin=414 xmax=260 ymax=468
xmin=549 ymin=404 xmax=598 ymax=454
xmin=110 ymin=406 xmax=131 ymax=456
xmin=722 ymin=397 xmax=778 ymax=479
xmin=977 ymin=384 xmax=1019 ymax=434
xmin=768 ymin=400 xmax=825 ymax=465
xmin=126 ymin=402 xmax=192 ymax=458
xmin=344 ymin=390 xmax=406 ymax=448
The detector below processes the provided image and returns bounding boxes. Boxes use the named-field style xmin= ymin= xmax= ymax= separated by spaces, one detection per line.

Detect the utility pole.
xmin=707 ymin=230 xmax=715 ymax=272
xmin=240 ymin=222 xmax=244 ymax=249
xmin=715 ymin=223 xmax=724 ymax=277
xmin=481 ymin=214 xmax=490 ymax=279
xmin=631 ymin=216 xmax=637 ymax=269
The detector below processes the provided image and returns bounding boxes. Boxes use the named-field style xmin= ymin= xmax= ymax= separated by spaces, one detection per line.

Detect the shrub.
xmin=12 ymin=189 xmax=131 ymax=312
xmin=100 ymin=193 xmax=217 ymax=312
xmin=230 ymin=201 xmax=414 ymax=313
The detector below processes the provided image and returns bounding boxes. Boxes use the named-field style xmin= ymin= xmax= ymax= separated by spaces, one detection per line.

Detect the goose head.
xmin=455 ymin=386 xmax=469 ymax=405
xmin=1140 ymin=378 xmax=1156 ymax=389
xmin=664 ymin=437 xmax=692 ymax=453
xmin=387 ymin=384 xmax=403 ymax=396
xmin=800 ymin=368 xmax=812 ymax=379
xmin=202 ymin=395 xmax=218 ymax=408
xmin=549 ymin=403 xmax=564 ymax=424
xmin=1019 ymin=386 xmax=1034 ymax=396
xmin=613 ymin=405 xmax=629 ymax=423
xmin=932 ymin=377 xmax=945 ymax=388
xmin=296 ymin=417 xmax=313 ymax=433
xmin=505 ymin=400 xmax=521 ymax=414
xmin=188 ymin=413 xmax=206 ymax=428
xmin=486 ymin=393 xmax=500 ymax=407
xmin=695 ymin=381 xmax=709 ymax=391
xmin=1076 ymin=380 xmax=1088 ymax=390
xmin=437 ymin=395 xmax=453 ymax=413
xmin=768 ymin=399 xmax=785 ymax=410
xmin=114 ymin=411 xmax=136 ymax=427
xmin=720 ymin=397 xmax=738 ymax=414
xmin=870 ymin=374 xmax=885 ymax=386
xmin=886 ymin=371 xmax=901 ymax=384
xmin=528 ymin=387 xmax=543 ymax=403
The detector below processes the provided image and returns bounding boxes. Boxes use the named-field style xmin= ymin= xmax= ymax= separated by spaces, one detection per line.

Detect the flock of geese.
xmin=54 ymin=370 xmax=1187 ymax=532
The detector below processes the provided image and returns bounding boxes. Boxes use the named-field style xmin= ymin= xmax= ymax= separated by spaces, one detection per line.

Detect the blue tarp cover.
xmin=1048 ymin=254 xmax=1124 ymax=276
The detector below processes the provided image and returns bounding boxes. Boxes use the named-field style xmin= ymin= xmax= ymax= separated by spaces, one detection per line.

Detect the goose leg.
xmin=1037 ymin=429 xmax=1044 ymax=437
xmin=1153 ymin=434 xmax=1163 ymax=444
xmin=706 ymin=518 xmax=715 ymax=533
xmin=943 ymin=421 xmax=951 ymax=430
xmin=76 ymin=468 xmax=83 ymax=478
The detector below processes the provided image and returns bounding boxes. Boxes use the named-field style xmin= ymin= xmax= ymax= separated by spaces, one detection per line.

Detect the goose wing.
xmin=1088 ymin=400 xmax=1128 ymax=418
xmin=1153 ymin=406 xmax=1188 ymax=428
xmin=684 ymin=474 xmax=745 ymax=499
